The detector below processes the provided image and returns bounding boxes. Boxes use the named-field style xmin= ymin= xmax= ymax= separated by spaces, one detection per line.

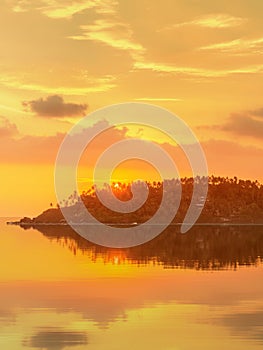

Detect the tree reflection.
xmin=29 ymin=224 xmax=263 ymax=270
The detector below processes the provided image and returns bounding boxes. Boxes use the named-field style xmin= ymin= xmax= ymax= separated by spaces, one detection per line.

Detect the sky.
xmin=0 ymin=0 xmax=263 ymax=216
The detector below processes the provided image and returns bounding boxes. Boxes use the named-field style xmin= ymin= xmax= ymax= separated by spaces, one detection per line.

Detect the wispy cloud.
xmin=0 ymin=74 xmax=116 ymax=95
xmin=160 ymin=13 xmax=246 ymax=31
xmin=134 ymin=60 xmax=263 ymax=77
xmin=134 ymin=97 xmax=182 ymax=102
xmin=69 ymin=19 xmax=145 ymax=60
xmin=12 ymin=0 xmax=146 ymax=61
xmin=44 ymin=0 xmax=117 ymax=18
xmin=42 ymin=1 xmax=98 ymax=19
xmin=9 ymin=0 xmax=117 ymax=19
xmin=200 ymin=37 xmax=263 ymax=54
xmin=0 ymin=104 xmax=28 ymax=115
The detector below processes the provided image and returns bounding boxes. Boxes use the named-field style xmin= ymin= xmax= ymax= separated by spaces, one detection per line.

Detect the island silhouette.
xmin=8 ymin=176 xmax=263 ymax=270
xmin=13 ymin=176 xmax=263 ymax=226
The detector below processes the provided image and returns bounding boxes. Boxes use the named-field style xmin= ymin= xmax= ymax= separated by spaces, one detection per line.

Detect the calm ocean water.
xmin=1 ymin=217 xmax=263 ymax=350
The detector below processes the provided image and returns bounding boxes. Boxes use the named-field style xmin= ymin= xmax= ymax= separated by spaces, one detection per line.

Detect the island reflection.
xmin=24 ymin=224 xmax=263 ymax=270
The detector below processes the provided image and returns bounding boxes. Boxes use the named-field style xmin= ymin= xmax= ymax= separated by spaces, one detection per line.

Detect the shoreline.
xmin=7 ymin=221 xmax=263 ymax=226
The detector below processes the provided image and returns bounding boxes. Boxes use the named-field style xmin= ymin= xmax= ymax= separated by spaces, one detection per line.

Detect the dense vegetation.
xmin=21 ymin=176 xmax=263 ymax=224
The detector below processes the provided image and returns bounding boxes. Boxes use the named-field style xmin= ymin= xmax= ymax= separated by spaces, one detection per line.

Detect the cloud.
xmin=0 ymin=119 xmax=130 ymax=164
xmin=222 ymin=112 xmax=263 ymax=139
xmin=1 ymin=115 xmax=263 ymax=182
xmin=0 ymin=132 xmax=65 ymax=164
xmin=200 ymin=37 xmax=263 ymax=54
xmin=69 ymin=19 xmax=145 ymax=60
xmin=201 ymin=138 xmax=263 ymax=182
xmin=0 ymin=116 xmax=18 ymax=137
xmin=0 ymin=74 xmax=116 ymax=95
xmin=15 ymin=0 xmax=146 ymax=64
xmin=191 ymin=14 xmax=246 ymax=28
xmin=161 ymin=13 xmax=246 ymax=31
xmin=9 ymin=0 xmax=117 ymax=19
xmin=222 ymin=113 xmax=263 ymax=139
xmin=22 ymin=95 xmax=88 ymax=118
xmin=23 ymin=328 xmax=88 ymax=349
xmin=43 ymin=0 xmax=117 ymax=18
xmin=133 ymin=60 xmax=263 ymax=77
xmin=251 ymin=107 xmax=263 ymax=117
xmin=200 ymin=107 xmax=263 ymax=139
xmin=134 ymin=97 xmax=182 ymax=102
xmin=0 ymin=103 xmax=28 ymax=115
xmin=41 ymin=1 xmax=101 ymax=19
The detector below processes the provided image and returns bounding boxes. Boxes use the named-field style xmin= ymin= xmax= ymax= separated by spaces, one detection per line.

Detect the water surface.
xmin=1 ymin=218 xmax=263 ymax=350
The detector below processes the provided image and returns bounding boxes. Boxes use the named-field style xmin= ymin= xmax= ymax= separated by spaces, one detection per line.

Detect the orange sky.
xmin=0 ymin=0 xmax=263 ymax=216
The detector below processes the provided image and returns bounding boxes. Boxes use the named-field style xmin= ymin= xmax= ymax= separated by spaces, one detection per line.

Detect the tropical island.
xmin=7 ymin=175 xmax=263 ymax=270
xmin=10 ymin=176 xmax=263 ymax=226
